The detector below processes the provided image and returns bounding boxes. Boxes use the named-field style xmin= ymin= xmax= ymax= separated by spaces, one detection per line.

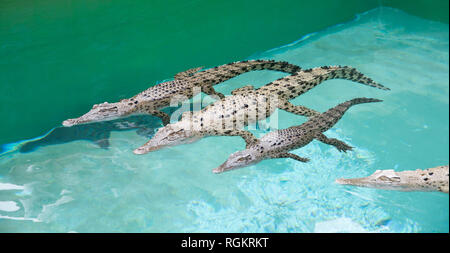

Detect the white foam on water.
xmin=314 ymin=217 xmax=367 ymax=233
xmin=0 ymin=183 xmax=24 ymax=191
xmin=0 ymin=201 xmax=20 ymax=212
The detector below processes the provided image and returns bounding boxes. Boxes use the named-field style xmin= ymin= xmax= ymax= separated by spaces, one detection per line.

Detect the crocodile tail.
xmin=197 ymin=59 xmax=302 ymax=85
xmin=334 ymin=97 xmax=383 ymax=113
xmin=316 ymin=97 xmax=382 ymax=128
xmin=346 ymin=97 xmax=383 ymax=106
xmin=235 ymin=59 xmax=302 ymax=74
xmin=308 ymin=65 xmax=390 ymax=91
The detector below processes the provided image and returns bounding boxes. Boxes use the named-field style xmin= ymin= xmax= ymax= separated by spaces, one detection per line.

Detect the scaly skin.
xmin=212 ymin=97 xmax=382 ymax=173
xmin=336 ymin=165 xmax=449 ymax=193
xmin=62 ymin=60 xmax=303 ymax=127
xmin=134 ymin=66 xmax=389 ymax=155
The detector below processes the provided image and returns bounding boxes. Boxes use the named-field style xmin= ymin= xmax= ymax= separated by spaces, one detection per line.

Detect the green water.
xmin=0 ymin=7 xmax=448 ymax=232
xmin=0 ymin=0 xmax=448 ymax=144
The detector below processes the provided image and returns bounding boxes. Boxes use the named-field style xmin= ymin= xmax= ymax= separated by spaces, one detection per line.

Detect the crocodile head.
xmin=62 ymin=101 xmax=135 ymax=127
xmin=335 ymin=170 xmax=404 ymax=191
xmin=133 ymin=122 xmax=200 ymax=154
xmin=212 ymin=147 xmax=262 ymax=173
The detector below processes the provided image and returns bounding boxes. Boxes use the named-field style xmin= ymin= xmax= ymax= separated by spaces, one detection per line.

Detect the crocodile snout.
xmin=62 ymin=119 xmax=76 ymax=127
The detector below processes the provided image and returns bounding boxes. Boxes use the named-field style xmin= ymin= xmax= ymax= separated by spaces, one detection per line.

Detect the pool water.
xmin=0 ymin=7 xmax=448 ymax=232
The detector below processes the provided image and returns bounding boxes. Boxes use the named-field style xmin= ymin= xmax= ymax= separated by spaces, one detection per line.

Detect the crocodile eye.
xmin=99 ymin=107 xmax=118 ymax=113
xmin=166 ymin=129 xmax=184 ymax=141
xmin=237 ymin=154 xmax=251 ymax=162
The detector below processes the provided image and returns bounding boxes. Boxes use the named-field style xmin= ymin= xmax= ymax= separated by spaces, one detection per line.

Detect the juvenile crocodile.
xmin=212 ymin=97 xmax=382 ymax=173
xmin=133 ymin=65 xmax=389 ymax=155
xmin=336 ymin=165 xmax=449 ymax=193
xmin=62 ymin=60 xmax=304 ymax=127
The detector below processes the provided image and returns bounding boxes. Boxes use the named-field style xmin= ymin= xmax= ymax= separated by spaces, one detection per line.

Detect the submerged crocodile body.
xmin=20 ymin=114 xmax=163 ymax=153
xmin=133 ymin=66 xmax=389 ymax=155
xmin=213 ymin=97 xmax=382 ymax=173
xmin=336 ymin=165 xmax=449 ymax=193
xmin=62 ymin=60 xmax=303 ymax=127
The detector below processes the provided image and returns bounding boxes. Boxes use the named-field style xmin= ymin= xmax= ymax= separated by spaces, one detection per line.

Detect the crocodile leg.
xmin=202 ymin=85 xmax=225 ymax=99
xmin=209 ymin=129 xmax=258 ymax=147
xmin=146 ymin=110 xmax=171 ymax=125
xmin=270 ymin=152 xmax=310 ymax=162
xmin=174 ymin=66 xmax=204 ymax=80
xmin=315 ymin=132 xmax=353 ymax=152
xmin=278 ymin=100 xmax=320 ymax=117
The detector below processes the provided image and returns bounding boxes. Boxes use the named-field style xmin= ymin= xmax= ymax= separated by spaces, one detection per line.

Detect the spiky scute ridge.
xmin=256 ymin=65 xmax=389 ymax=101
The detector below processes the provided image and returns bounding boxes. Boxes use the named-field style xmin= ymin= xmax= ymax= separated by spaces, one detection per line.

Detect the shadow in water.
xmin=19 ymin=114 xmax=165 ymax=153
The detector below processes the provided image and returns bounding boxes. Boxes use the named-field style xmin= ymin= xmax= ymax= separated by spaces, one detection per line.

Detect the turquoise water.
xmin=0 ymin=7 xmax=448 ymax=232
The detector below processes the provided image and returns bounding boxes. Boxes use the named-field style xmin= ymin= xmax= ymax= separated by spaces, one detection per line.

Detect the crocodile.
xmin=336 ymin=165 xmax=449 ymax=193
xmin=212 ymin=97 xmax=382 ymax=173
xmin=62 ymin=60 xmax=304 ymax=127
xmin=133 ymin=65 xmax=389 ymax=155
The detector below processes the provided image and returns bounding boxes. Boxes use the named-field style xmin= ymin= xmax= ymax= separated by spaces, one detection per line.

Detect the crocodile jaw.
xmin=133 ymin=123 xmax=199 ymax=155
xmin=337 ymin=167 xmax=449 ymax=193
xmin=336 ymin=170 xmax=404 ymax=190
xmin=133 ymin=142 xmax=163 ymax=154
xmin=62 ymin=101 xmax=131 ymax=127
xmin=62 ymin=117 xmax=97 ymax=127
xmin=213 ymin=149 xmax=260 ymax=174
